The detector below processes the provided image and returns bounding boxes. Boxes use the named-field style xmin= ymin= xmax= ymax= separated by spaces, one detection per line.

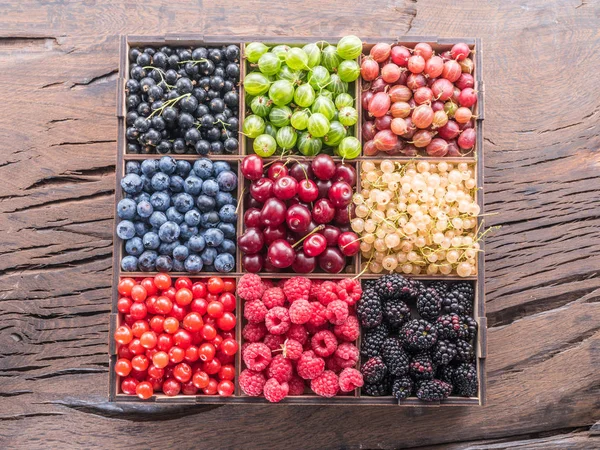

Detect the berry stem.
xmin=292 ymin=224 xmax=325 ymax=248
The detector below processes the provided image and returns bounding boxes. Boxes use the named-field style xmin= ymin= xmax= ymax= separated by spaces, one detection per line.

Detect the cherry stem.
xmin=292 ymin=224 xmax=325 ymax=248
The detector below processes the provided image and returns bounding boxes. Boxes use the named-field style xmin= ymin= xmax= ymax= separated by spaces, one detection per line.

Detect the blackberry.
xmin=409 ymin=352 xmax=435 ymax=380
xmin=392 ymin=376 xmax=414 ymax=401
xmin=361 ymin=323 xmax=389 ymax=358
xmin=454 ymin=282 xmax=475 ymax=304
xmin=459 ymin=315 xmax=478 ymax=341
xmin=442 ymin=288 xmax=473 ymax=316
xmin=455 ymin=339 xmax=475 ymax=362
xmin=381 ymin=337 xmax=410 ymax=376
xmin=362 ymin=374 xmax=392 ymax=396
xmin=431 ymin=340 xmax=457 ymax=366
xmin=382 ymin=298 xmax=411 ymax=328
xmin=429 ymin=280 xmax=449 ymax=297
xmin=416 ymin=379 xmax=452 ymax=401
xmin=360 ymin=356 xmax=387 ymax=384
xmin=435 ymin=314 xmax=462 ymax=341
xmin=374 ymin=274 xmax=413 ymax=301
xmin=453 ymin=363 xmax=478 ymax=397
xmin=416 ymin=288 xmax=442 ymax=321
xmin=437 ymin=365 xmax=455 ymax=385
xmin=357 ymin=288 xmax=383 ymax=329
xmin=402 ymin=319 xmax=438 ymax=352
xmin=409 ymin=279 xmax=426 ymax=298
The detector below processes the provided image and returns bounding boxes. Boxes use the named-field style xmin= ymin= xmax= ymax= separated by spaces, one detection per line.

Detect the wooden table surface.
xmin=1 ymin=0 xmax=599 ymax=448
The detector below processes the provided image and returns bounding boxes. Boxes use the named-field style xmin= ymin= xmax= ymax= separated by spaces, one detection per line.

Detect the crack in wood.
xmin=49 ymin=139 xmax=116 ymax=148
xmin=26 ymin=368 xmax=108 ymax=381
xmin=70 ymin=69 xmax=118 ymax=89
xmin=4 ymin=190 xmax=114 ymax=214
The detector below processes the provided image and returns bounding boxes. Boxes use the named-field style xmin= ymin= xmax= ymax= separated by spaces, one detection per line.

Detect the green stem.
xmin=292 ymin=224 xmax=325 ymax=249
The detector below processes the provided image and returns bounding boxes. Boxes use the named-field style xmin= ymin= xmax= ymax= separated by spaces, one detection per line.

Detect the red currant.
xmin=218 ymin=364 xmax=235 ymax=381
xmin=170 ymin=303 xmax=187 ymax=322
xmin=117 ymin=297 xmax=132 ymax=314
xmin=202 ymin=358 xmax=221 ymax=375
xmin=207 ymin=277 xmax=224 ymax=294
xmin=121 ymin=377 xmax=138 ymax=395
xmin=175 ymin=288 xmax=193 ymax=306
xmin=175 ymin=277 xmax=192 ymax=290
xmin=140 ymin=331 xmax=157 ymax=349
xmin=220 ymin=338 xmax=239 ymax=356
xmin=173 ymin=362 xmax=192 ymax=383
xmin=154 ymin=273 xmax=172 ymax=290
xmin=184 ymin=345 xmax=199 ymax=363
xmin=162 ymin=378 xmax=181 ymax=396
xmin=202 ymin=378 xmax=218 ymax=395
xmin=219 ymin=292 xmax=236 ymax=312
xmin=129 ymin=302 xmax=148 ymax=320
xmin=149 ymin=315 xmax=165 ymax=333
xmin=156 ymin=333 xmax=173 ymax=352
xmin=201 ymin=324 xmax=217 ymax=341
xmin=163 ymin=317 xmax=179 ymax=334
xmin=173 ymin=329 xmax=192 ymax=349
xmin=140 ymin=277 xmax=158 ymax=296
xmin=217 ymin=312 xmax=236 ymax=331
xmin=192 ymin=282 xmax=207 ymax=299
xmin=152 ymin=351 xmax=169 ymax=369
xmin=181 ymin=380 xmax=198 ymax=395
xmin=115 ymin=358 xmax=132 ymax=377
xmin=155 ymin=296 xmax=173 ymax=315
xmin=114 ymin=325 xmax=133 ymax=345
xmin=223 ymin=279 xmax=236 ymax=293
xmin=168 ymin=346 xmax=185 ymax=364
xmin=163 ymin=287 xmax=177 ymax=301
xmin=198 ymin=342 xmax=216 ymax=362
xmin=190 ymin=298 xmax=208 ymax=315
xmin=118 ymin=278 xmax=136 ymax=296
xmin=147 ymin=364 xmax=164 ymax=379
xmin=128 ymin=338 xmax=144 ymax=355
xmin=192 ymin=371 xmax=210 ymax=389
xmin=136 ymin=381 xmax=153 ymax=400
xmin=217 ymin=380 xmax=234 ymax=397
xmin=131 ymin=354 xmax=149 ymax=372
xmin=183 ymin=312 xmax=204 ymax=332
xmin=131 ymin=320 xmax=150 ymax=338
xmin=130 ymin=284 xmax=147 ymax=302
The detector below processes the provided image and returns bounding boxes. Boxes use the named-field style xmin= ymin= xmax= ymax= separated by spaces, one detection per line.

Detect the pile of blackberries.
xmin=117 ymin=156 xmax=237 ymax=273
xmin=125 ymin=45 xmax=240 ymax=155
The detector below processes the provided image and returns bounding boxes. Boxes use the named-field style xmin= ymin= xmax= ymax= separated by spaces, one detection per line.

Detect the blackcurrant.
xmin=195 ymin=140 xmax=210 ymax=155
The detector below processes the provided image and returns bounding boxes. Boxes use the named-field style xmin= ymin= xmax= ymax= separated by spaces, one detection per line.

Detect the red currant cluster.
xmin=238 ymin=274 xmax=365 ymax=402
xmin=113 ymin=274 xmax=238 ymax=399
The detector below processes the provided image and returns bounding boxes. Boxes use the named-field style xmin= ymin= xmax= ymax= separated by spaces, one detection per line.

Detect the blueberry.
xmin=217 ymin=222 xmax=236 ymax=240
xmin=135 ymin=192 xmax=151 ymax=203
xmin=134 ymin=221 xmax=151 ymax=237
xmin=121 ymin=173 xmax=144 ymax=195
xmin=140 ymin=175 xmax=152 ymax=193
xmin=218 ymin=239 xmax=236 ymax=256
xmin=173 ymin=193 xmax=195 ymax=213
xmin=141 ymin=159 xmax=159 ymax=176
xmin=204 ymin=228 xmax=224 ymax=247
xmin=173 ymin=245 xmax=190 ymax=261
xmin=169 ymin=175 xmax=185 ymax=193
xmin=219 ymin=204 xmax=237 ymax=223
xmin=117 ymin=198 xmax=137 ymax=220
xmin=187 ymin=235 xmax=206 ymax=253
xmin=200 ymin=247 xmax=217 ymax=266
xmin=203 ymin=264 xmax=216 ymax=272
xmin=181 ymin=175 xmax=201 ymax=195
xmin=159 ymin=155 xmax=177 ymax=174
xmin=126 ymin=161 xmax=141 ymax=175
xmin=179 ymin=223 xmax=198 ymax=240
xmin=184 ymin=254 xmax=203 ymax=273
xmin=150 ymin=191 xmax=170 ymax=211
xmin=143 ymin=231 xmax=160 ymax=250
xmin=173 ymin=258 xmax=185 ymax=271
xmin=213 ymin=161 xmax=231 ymax=175
xmin=121 ymin=255 xmax=139 ymax=271
xmin=149 ymin=211 xmax=167 ymax=229
xmin=159 ymin=240 xmax=180 ymax=256
xmin=214 ymin=253 xmax=235 ymax=273
xmin=138 ymin=250 xmax=158 ymax=271
xmin=215 ymin=191 xmax=234 ymax=208
xmin=193 ymin=158 xmax=213 ymax=179
xmin=184 ymin=209 xmax=202 ymax=226
xmin=156 ymin=255 xmax=174 ymax=272
xmin=158 ymin=221 xmax=181 ymax=243
xmin=125 ymin=236 xmax=144 ymax=257
xmin=151 ymin=172 xmax=170 ymax=191
xmin=201 ymin=211 xmax=220 ymax=228
xmin=196 ymin=195 xmax=216 ymax=213
xmin=166 ymin=206 xmax=184 ymax=224
xmin=137 ymin=200 xmax=153 ymax=218
xmin=176 ymin=160 xmax=192 ymax=177
xmin=217 ymin=170 xmax=237 ymax=192
xmin=201 ymin=179 xmax=220 ymax=197
xmin=117 ymin=220 xmax=136 ymax=240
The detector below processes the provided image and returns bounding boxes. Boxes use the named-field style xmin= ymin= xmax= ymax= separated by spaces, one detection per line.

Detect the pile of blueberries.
xmin=117 ymin=156 xmax=237 ymax=273
xmin=125 ymin=45 xmax=240 ymax=155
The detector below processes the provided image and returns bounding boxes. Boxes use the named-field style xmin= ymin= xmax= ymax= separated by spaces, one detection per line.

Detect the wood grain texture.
xmin=1 ymin=0 xmax=600 ymax=448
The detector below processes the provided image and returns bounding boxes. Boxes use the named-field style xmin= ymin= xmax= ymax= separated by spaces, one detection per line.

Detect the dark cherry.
xmin=312 ymin=198 xmax=335 ymax=224
xmin=316 ymin=179 xmax=332 ymax=199
xmin=317 ymin=247 xmax=346 ymax=274
xmin=338 ymin=231 xmax=360 ymax=256
xmin=334 ymin=163 xmax=357 ymax=185
xmin=311 ymin=154 xmax=336 ymax=180
xmin=247 ymin=197 xmax=263 ymax=209
xmin=260 ymin=198 xmax=286 ymax=227
xmin=272 ymin=176 xmax=298 ymax=200
xmin=250 ymin=178 xmax=273 ymax=203
xmin=237 ymin=228 xmax=264 ymax=254
xmin=328 ymin=181 xmax=353 ymax=208
xmin=303 ymin=233 xmax=327 ymax=257
xmin=243 ymin=208 xmax=262 ymax=228
xmin=292 ymin=250 xmax=316 ymax=273
xmin=322 ymin=225 xmax=341 ymax=246
xmin=297 ymin=179 xmax=319 ymax=203
xmin=286 ymin=204 xmax=312 ymax=234
xmin=267 ymin=239 xmax=296 ymax=268
xmin=267 ymin=162 xmax=288 ymax=181
xmin=241 ymin=155 xmax=263 ymax=181
xmin=288 ymin=162 xmax=314 ymax=181
xmin=242 ymin=252 xmax=263 ymax=273
xmin=338 ymin=224 xmax=352 ymax=233
xmin=333 ymin=205 xmax=352 ymax=225
xmin=286 ymin=233 xmax=297 ymax=246
xmin=263 ymin=257 xmax=282 ymax=273
xmin=263 ymin=224 xmax=287 ymax=245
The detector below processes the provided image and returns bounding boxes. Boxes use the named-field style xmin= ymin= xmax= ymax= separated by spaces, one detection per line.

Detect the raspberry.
xmin=262 ymin=287 xmax=286 ymax=309
xmin=326 ymin=355 xmax=344 ymax=373
xmin=262 ymin=279 xmax=276 ymax=290
xmin=242 ymin=343 xmax=272 ymax=372
xmin=282 ymin=339 xmax=303 ymax=360
xmin=327 ymin=300 xmax=349 ymax=325
xmin=283 ymin=277 xmax=311 ymax=302
xmin=311 ymin=330 xmax=338 ymax=357
xmin=288 ymin=299 xmax=312 ymax=324
xmin=244 ymin=300 xmax=268 ymax=324
xmin=316 ymin=281 xmax=339 ymax=306
xmin=239 ymin=369 xmax=266 ymax=396
xmin=333 ymin=315 xmax=360 ymax=342
xmin=335 ymin=278 xmax=362 ymax=306
xmin=263 ymin=378 xmax=289 ymax=403
xmin=242 ymin=323 xmax=267 ymax=342
xmin=311 ymin=370 xmax=339 ymax=397
xmin=267 ymin=354 xmax=293 ymax=383
xmin=309 ymin=280 xmax=323 ymax=301
xmin=297 ymin=350 xmax=325 ymax=380
xmin=308 ymin=301 xmax=329 ymax=327
xmin=238 ymin=274 xmax=265 ymax=301
xmin=288 ymin=375 xmax=306 ymax=395
xmin=334 ymin=342 xmax=359 ymax=369
xmin=338 ymin=368 xmax=364 ymax=392
xmin=263 ymin=333 xmax=285 ymax=350
xmin=265 ymin=306 xmax=291 ymax=335
xmin=287 ymin=323 xmax=308 ymax=344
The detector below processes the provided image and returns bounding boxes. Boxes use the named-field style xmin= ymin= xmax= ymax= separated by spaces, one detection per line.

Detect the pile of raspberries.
xmin=238 ymin=274 xmax=364 ymax=402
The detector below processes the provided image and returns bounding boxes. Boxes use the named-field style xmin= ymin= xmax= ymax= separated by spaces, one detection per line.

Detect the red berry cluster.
xmin=237 ymin=274 xmax=364 ymax=402
xmin=361 ymin=42 xmax=477 ymax=157
xmin=239 ymin=154 xmax=360 ymax=274
xmin=113 ymin=274 xmax=238 ymax=399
